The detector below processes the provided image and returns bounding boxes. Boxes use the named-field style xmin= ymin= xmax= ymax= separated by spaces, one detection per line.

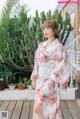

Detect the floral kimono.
xmin=31 ymin=39 xmax=71 ymax=119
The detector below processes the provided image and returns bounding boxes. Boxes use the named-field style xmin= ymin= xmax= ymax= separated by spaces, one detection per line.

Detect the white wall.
xmin=0 ymin=0 xmax=58 ymax=17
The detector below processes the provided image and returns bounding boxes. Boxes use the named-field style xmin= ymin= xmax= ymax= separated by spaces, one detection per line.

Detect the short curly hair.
xmin=42 ymin=20 xmax=58 ymax=38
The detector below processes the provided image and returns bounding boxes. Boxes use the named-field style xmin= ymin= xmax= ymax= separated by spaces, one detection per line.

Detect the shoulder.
xmin=56 ymin=40 xmax=67 ymax=55
xmin=38 ymin=42 xmax=43 ymax=46
xmin=57 ymin=40 xmax=66 ymax=51
xmin=38 ymin=41 xmax=46 ymax=47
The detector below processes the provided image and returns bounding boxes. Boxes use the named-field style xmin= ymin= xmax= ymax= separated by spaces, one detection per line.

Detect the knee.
xmin=33 ymin=103 xmax=41 ymax=113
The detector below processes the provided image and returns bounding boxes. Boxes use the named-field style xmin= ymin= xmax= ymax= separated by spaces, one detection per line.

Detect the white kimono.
xmin=31 ymin=39 xmax=71 ymax=119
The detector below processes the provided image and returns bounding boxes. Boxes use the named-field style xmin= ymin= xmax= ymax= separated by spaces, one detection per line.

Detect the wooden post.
xmin=74 ymin=2 xmax=80 ymax=98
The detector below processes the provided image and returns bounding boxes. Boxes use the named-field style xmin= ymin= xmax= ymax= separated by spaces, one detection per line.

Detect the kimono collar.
xmin=43 ymin=39 xmax=58 ymax=48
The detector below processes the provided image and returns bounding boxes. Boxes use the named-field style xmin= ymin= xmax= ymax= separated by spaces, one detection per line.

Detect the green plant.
xmin=27 ymin=80 xmax=32 ymax=86
xmin=4 ymin=71 xmax=16 ymax=85
xmin=0 ymin=62 xmax=16 ymax=86
xmin=18 ymin=80 xmax=25 ymax=86
xmin=23 ymin=78 xmax=31 ymax=86
xmin=23 ymin=78 xmax=28 ymax=86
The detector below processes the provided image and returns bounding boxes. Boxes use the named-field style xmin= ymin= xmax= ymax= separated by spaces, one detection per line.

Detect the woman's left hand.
xmin=62 ymin=82 xmax=69 ymax=89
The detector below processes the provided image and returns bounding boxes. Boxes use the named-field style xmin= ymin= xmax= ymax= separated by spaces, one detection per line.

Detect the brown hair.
xmin=42 ymin=20 xmax=58 ymax=38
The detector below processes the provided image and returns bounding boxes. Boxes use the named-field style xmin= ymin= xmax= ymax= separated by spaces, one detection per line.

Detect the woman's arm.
xmin=48 ymin=45 xmax=71 ymax=89
xmin=31 ymin=43 xmax=43 ymax=88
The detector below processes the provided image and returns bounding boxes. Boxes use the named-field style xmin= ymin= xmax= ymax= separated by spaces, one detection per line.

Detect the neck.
xmin=47 ymin=36 xmax=56 ymax=43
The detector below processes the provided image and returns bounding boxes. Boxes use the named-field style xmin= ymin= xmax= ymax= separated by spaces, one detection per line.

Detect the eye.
xmin=42 ymin=27 xmax=50 ymax=30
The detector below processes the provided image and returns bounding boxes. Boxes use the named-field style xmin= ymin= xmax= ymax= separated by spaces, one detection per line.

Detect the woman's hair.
xmin=42 ymin=20 xmax=58 ymax=38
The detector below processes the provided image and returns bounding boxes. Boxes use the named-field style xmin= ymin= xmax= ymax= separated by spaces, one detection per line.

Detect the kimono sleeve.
xmin=30 ymin=43 xmax=42 ymax=81
xmin=49 ymin=46 xmax=71 ymax=88
xmin=30 ymin=54 xmax=39 ymax=81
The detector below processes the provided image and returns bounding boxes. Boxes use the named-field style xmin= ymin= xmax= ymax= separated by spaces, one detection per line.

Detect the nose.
xmin=44 ymin=28 xmax=47 ymax=31
xmin=43 ymin=28 xmax=47 ymax=34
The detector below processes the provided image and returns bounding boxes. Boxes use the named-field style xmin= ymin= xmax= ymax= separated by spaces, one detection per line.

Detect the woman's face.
xmin=43 ymin=27 xmax=55 ymax=38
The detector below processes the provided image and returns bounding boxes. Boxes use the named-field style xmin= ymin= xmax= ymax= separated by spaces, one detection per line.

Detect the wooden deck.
xmin=0 ymin=100 xmax=80 ymax=119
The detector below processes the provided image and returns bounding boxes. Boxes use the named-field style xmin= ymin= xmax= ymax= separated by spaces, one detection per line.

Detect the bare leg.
xmin=34 ymin=102 xmax=45 ymax=119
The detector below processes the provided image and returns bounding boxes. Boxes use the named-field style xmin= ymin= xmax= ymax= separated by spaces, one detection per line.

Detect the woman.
xmin=31 ymin=20 xmax=71 ymax=119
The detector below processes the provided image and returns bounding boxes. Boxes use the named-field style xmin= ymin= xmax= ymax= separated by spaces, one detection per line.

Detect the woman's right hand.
xmin=31 ymin=75 xmax=37 ymax=89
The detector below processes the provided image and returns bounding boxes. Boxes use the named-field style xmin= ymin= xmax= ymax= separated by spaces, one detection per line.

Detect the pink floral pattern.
xmin=31 ymin=39 xmax=71 ymax=119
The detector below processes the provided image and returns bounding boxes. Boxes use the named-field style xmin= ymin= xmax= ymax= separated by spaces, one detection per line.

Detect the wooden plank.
xmin=0 ymin=101 xmax=3 ymax=107
xmin=20 ymin=101 xmax=30 ymax=119
xmin=28 ymin=101 xmax=34 ymax=119
xmin=7 ymin=100 xmax=16 ymax=119
xmin=67 ymin=100 xmax=80 ymax=119
xmin=11 ymin=101 xmax=23 ymax=119
xmin=0 ymin=100 xmax=9 ymax=111
xmin=60 ymin=108 xmax=64 ymax=119
xmin=60 ymin=101 xmax=72 ymax=119
xmin=76 ymin=99 xmax=80 ymax=108
xmin=0 ymin=100 xmax=80 ymax=119
xmin=60 ymin=101 xmax=64 ymax=119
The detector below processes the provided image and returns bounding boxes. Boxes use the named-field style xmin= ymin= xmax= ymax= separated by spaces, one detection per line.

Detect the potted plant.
xmin=23 ymin=78 xmax=32 ymax=90
xmin=8 ymin=83 xmax=16 ymax=90
xmin=0 ymin=78 xmax=5 ymax=90
xmin=26 ymin=80 xmax=32 ymax=89
xmin=2 ymin=70 xmax=16 ymax=90
xmin=17 ymin=80 xmax=28 ymax=90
